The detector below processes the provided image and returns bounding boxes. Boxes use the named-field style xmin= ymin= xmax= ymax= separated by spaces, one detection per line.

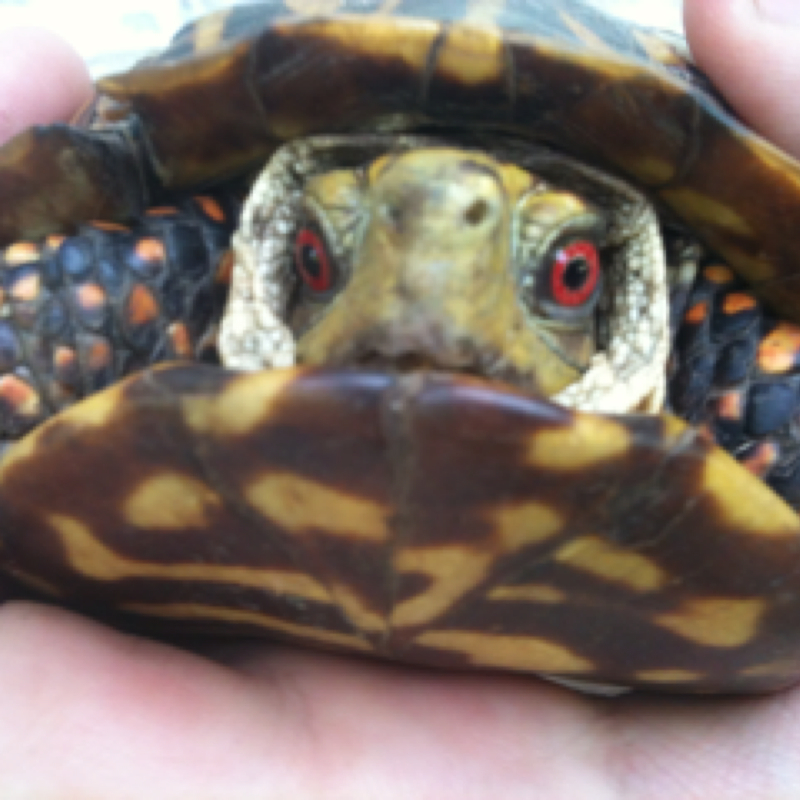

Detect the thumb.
xmin=685 ymin=0 xmax=800 ymax=159
xmin=0 ymin=26 xmax=92 ymax=146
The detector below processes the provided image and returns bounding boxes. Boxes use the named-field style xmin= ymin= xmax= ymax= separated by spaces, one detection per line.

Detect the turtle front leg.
xmin=0 ymin=122 xmax=152 ymax=245
xmin=0 ymin=195 xmax=237 ymax=441
xmin=670 ymin=263 xmax=800 ymax=507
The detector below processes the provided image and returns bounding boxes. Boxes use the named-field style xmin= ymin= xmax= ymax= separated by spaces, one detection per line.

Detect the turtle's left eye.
xmin=294 ymin=227 xmax=337 ymax=294
xmin=549 ymin=241 xmax=600 ymax=308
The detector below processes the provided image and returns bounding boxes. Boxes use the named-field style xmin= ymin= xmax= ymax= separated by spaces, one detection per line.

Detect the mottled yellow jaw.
xmin=220 ymin=135 xmax=669 ymax=413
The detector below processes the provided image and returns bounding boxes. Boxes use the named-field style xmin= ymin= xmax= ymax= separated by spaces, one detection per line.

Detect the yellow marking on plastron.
xmin=182 ymin=370 xmax=295 ymax=438
xmin=488 ymin=584 xmax=566 ymax=604
xmin=656 ymin=597 xmax=766 ymax=648
xmin=245 ymin=472 xmax=388 ymax=540
xmin=330 ymin=581 xmax=387 ymax=635
xmin=489 ymin=501 xmax=564 ymax=550
xmin=121 ymin=602 xmax=373 ymax=652
xmin=192 ymin=9 xmax=227 ymax=52
xmin=124 ymin=473 xmax=221 ymax=530
xmin=0 ymin=383 xmax=121 ymax=470
xmin=46 ymin=513 xmax=330 ymax=602
xmin=525 ymin=414 xmax=629 ymax=470
xmin=742 ymin=659 xmax=799 ymax=680
xmin=47 ymin=513 xmax=132 ymax=580
xmin=435 ymin=22 xmax=505 ymax=86
xmin=56 ymin=381 xmax=120 ymax=429
xmin=0 ymin=428 xmax=38 ymax=469
xmin=662 ymin=413 xmax=689 ymax=441
xmin=417 ymin=630 xmax=594 ymax=673
xmin=392 ymin=545 xmax=492 ymax=627
xmin=555 ymin=535 xmax=668 ymax=592
xmin=703 ymin=447 xmax=800 ymax=536
xmin=634 ymin=668 xmax=705 ymax=685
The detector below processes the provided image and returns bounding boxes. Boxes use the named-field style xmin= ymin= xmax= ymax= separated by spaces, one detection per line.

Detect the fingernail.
xmin=756 ymin=0 xmax=800 ymax=24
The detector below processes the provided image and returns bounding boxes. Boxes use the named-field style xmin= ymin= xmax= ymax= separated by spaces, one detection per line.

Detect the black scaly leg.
xmin=0 ymin=195 xmax=238 ymax=441
xmin=670 ymin=263 xmax=800 ymax=507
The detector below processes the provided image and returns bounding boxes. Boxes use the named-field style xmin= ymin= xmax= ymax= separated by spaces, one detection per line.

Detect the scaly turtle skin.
xmin=2 ymin=1 xmax=800 ymax=695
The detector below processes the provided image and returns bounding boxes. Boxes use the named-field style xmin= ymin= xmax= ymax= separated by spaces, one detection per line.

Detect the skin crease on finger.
xmin=1 ymin=2 xmax=800 ymax=797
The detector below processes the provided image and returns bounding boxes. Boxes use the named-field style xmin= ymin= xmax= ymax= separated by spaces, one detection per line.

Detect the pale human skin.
xmin=2 ymin=2 xmax=800 ymax=796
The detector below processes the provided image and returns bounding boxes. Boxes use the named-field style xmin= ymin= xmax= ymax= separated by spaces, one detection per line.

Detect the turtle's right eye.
xmin=294 ymin=226 xmax=338 ymax=295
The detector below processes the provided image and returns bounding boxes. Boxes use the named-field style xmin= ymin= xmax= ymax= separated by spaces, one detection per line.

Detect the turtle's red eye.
xmin=294 ymin=227 xmax=335 ymax=293
xmin=550 ymin=241 xmax=600 ymax=307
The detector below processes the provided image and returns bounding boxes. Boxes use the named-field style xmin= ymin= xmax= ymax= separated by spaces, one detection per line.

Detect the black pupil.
xmin=564 ymin=257 xmax=589 ymax=290
xmin=300 ymin=243 xmax=322 ymax=279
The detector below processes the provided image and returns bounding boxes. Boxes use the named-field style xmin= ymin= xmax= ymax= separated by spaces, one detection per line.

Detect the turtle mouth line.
xmin=356 ymin=351 xmax=468 ymax=372
xmin=350 ymin=350 xmax=507 ymax=383
xmin=325 ymin=351 xmax=557 ymax=402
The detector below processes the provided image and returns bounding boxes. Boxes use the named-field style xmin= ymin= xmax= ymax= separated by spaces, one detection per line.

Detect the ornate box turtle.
xmin=1 ymin=0 xmax=800 ymax=694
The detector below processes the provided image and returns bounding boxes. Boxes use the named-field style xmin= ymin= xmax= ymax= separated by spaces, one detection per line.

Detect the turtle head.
xmin=292 ymin=147 xmax=602 ymax=397
xmin=220 ymin=135 xmax=669 ymax=414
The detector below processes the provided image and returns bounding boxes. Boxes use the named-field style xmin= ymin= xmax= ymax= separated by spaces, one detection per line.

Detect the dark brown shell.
xmin=3 ymin=365 xmax=800 ymax=693
xmin=2 ymin=1 xmax=800 ymax=694
xmin=2 ymin=1 xmax=800 ymax=318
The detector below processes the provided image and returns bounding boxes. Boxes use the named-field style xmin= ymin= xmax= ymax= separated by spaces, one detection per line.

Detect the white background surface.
xmin=0 ymin=0 xmax=685 ymax=77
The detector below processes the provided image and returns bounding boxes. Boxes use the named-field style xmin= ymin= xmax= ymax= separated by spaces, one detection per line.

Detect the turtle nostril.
xmin=464 ymin=198 xmax=489 ymax=225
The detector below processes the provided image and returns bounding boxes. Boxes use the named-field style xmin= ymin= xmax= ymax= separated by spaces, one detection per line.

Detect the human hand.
xmin=3 ymin=4 xmax=800 ymax=797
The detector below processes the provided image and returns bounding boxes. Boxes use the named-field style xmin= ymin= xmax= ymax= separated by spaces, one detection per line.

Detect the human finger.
xmin=685 ymin=0 xmax=800 ymax=158
xmin=0 ymin=26 xmax=92 ymax=146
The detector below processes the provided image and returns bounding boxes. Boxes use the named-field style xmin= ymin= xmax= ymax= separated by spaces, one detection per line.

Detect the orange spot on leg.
xmin=703 ymin=264 xmax=735 ymax=284
xmin=758 ymin=323 xmax=800 ymax=374
xmin=146 ymin=206 xmax=179 ymax=217
xmin=0 ymin=374 xmax=41 ymax=417
xmin=9 ymin=272 xmax=40 ymax=302
xmin=168 ymin=322 xmax=193 ymax=358
xmin=195 ymin=196 xmax=226 ymax=223
xmin=722 ymin=292 xmax=757 ymax=314
xmin=87 ymin=339 xmax=112 ymax=371
xmin=126 ymin=285 xmax=159 ymax=326
xmin=75 ymin=283 xmax=107 ymax=312
xmin=215 ymin=250 xmax=235 ymax=286
xmin=89 ymin=220 xmax=129 ymax=232
xmin=135 ymin=237 xmax=167 ymax=263
xmin=716 ymin=391 xmax=743 ymax=421
xmin=4 ymin=242 xmax=40 ymax=265
xmin=741 ymin=441 xmax=779 ymax=478
xmin=684 ymin=301 xmax=708 ymax=325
